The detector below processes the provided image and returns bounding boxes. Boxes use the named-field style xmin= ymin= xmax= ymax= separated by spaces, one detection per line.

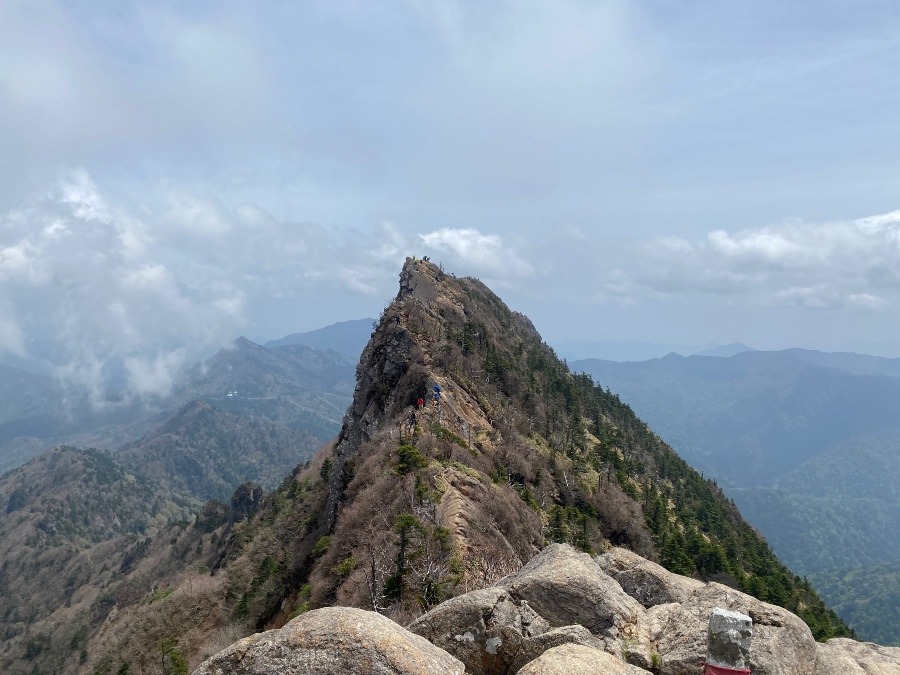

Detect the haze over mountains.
xmin=3 ymin=305 xmax=898 ymax=651
xmin=573 ymin=349 xmax=900 ymax=646
xmin=0 ymin=330 xmax=357 ymax=673
xmin=0 ymin=259 xmax=859 ymax=673
xmin=0 ymin=337 xmax=355 ymax=475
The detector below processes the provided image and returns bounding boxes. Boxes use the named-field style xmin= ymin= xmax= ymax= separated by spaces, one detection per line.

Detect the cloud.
xmin=419 ymin=227 xmax=534 ymax=281
xmin=0 ymin=305 xmax=24 ymax=355
xmin=615 ymin=211 xmax=900 ymax=310
xmin=0 ymin=170 xmax=439 ymax=402
xmin=124 ymin=349 xmax=188 ymax=399
xmin=0 ymin=171 xmax=248 ymax=402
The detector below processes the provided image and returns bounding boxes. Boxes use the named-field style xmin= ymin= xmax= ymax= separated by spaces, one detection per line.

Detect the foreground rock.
xmin=192 ymin=606 xmax=464 ymax=675
xmin=499 ymin=544 xmax=644 ymax=637
xmin=596 ymin=546 xmax=704 ymax=607
xmin=408 ymin=585 xmax=607 ymax=674
xmin=409 ymin=544 xmax=649 ymax=672
xmin=814 ymin=638 xmax=900 ymax=675
xmin=645 ymin=582 xmax=818 ymax=675
xmin=516 ymin=643 xmax=651 ymax=674
xmin=195 ymin=544 xmax=900 ymax=675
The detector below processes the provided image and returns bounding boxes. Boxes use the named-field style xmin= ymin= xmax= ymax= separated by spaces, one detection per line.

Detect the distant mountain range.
xmin=550 ymin=339 xmax=757 ymax=362
xmin=174 ymin=337 xmax=356 ymax=442
xmin=264 ymin=317 xmax=374 ymax=359
xmin=0 ymin=335 xmax=356 ymax=476
xmin=0 ymin=330 xmax=359 ymax=673
xmin=572 ymin=348 xmax=900 ymax=645
xmin=692 ymin=342 xmax=756 ymax=358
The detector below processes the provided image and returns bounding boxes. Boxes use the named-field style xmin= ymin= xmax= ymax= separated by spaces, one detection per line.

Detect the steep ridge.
xmin=307 ymin=259 xmax=847 ymax=634
xmin=68 ymin=259 xmax=850 ymax=673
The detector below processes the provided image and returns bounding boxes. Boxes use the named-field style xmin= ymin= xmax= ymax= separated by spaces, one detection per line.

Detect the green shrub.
xmin=395 ymin=445 xmax=427 ymax=475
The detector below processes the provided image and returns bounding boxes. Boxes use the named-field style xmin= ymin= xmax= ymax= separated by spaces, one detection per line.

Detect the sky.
xmin=2 ymin=1 xmax=900 ymax=397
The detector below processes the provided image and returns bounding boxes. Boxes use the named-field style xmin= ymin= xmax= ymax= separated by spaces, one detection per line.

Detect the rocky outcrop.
xmin=596 ymin=545 xmax=704 ymax=607
xmin=192 ymin=606 xmax=464 ymax=675
xmin=814 ymin=638 xmax=900 ymax=675
xmin=498 ymin=544 xmax=645 ymax=637
xmin=407 ymin=585 xmax=607 ymax=674
xmin=195 ymin=544 xmax=900 ymax=675
xmin=229 ymin=482 xmax=263 ymax=523
xmin=409 ymin=543 xmax=653 ymax=672
xmin=516 ymin=643 xmax=651 ymax=675
xmin=644 ymin=582 xmax=819 ymax=675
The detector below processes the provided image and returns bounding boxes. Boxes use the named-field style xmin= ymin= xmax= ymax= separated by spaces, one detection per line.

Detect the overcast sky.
xmin=2 ymin=1 xmax=900 ymax=395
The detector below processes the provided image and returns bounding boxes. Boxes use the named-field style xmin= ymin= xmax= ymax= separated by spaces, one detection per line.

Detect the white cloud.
xmin=0 ymin=170 xmax=432 ymax=401
xmin=0 ymin=305 xmax=24 ymax=355
xmin=616 ymin=211 xmax=900 ymax=311
xmin=0 ymin=171 xmax=248 ymax=401
xmin=419 ymin=227 xmax=534 ymax=281
xmin=848 ymin=293 xmax=888 ymax=310
xmin=773 ymin=285 xmax=842 ymax=310
xmin=165 ymin=193 xmax=233 ymax=238
xmin=124 ymin=349 xmax=188 ymax=399
xmin=707 ymin=229 xmax=804 ymax=265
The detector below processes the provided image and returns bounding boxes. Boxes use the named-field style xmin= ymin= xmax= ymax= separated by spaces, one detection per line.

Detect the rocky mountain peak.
xmin=302 ymin=257 xmax=848 ymax=641
xmin=321 ymin=257 xmax=538 ymax=545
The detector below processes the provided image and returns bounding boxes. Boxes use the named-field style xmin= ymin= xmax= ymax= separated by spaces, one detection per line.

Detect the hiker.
xmin=409 ymin=411 xmax=417 ymax=428
xmin=417 ymin=397 xmax=424 ymax=409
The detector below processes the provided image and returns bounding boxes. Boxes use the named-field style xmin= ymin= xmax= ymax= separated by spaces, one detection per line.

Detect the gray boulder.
xmin=498 ymin=543 xmax=645 ymax=638
xmin=515 ymin=643 xmax=652 ymax=674
xmin=408 ymin=585 xmax=608 ymax=674
xmin=192 ymin=606 xmax=464 ymax=675
xmin=497 ymin=543 xmax=657 ymax=669
xmin=647 ymin=582 xmax=817 ymax=675
xmin=814 ymin=638 xmax=900 ymax=675
xmin=596 ymin=546 xmax=704 ymax=607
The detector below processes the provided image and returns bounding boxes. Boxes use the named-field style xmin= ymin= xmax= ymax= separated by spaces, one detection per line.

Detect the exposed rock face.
xmin=192 ymin=606 xmax=464 ymax=675
xmin=322 ymin=305 xmax=415 ymax=533
xmin=408 ymin=543 xmax=651 ymax=672
xmin=516 ymin=643 xmax=651 ymax=675
xmin=645 ymin=582 xmax=819 ymax=675
xmin=596 ymin=546 xmax=704 ymax=607
xmin=498 ymin=544 xmax=645 ymax=637
xmin=195 ymin=544 xmax=900 ymax=675
xmin=504 ymin=543 xmax=659 ymax=670
xmin=814 ymin=638 xmax=900 ymax=675
xmin=229 ymin=482 xmax=263 ymax=523
xmin=407 ymin=585 xmax=606 ymax=675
